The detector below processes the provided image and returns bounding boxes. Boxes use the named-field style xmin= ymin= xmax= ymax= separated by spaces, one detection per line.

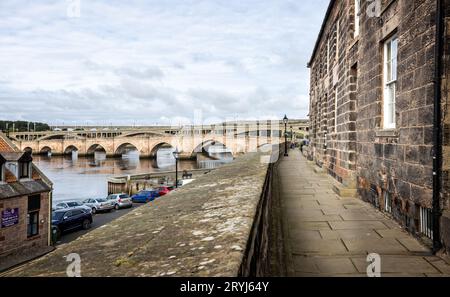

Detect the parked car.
xmin=157 ymin=186 xmax=171 ymax=196
xmin=106 ymin=193 xmax=133 ymax=210
xmin=131 ymin=190 xmax=159 ymax=203
xmin=52 ymin=207 xmax=93 ymax=238
xmin=82 ymin=198 xmax=114 ymax=214
xmin=53 ymin=200 xmax=92 ymax=213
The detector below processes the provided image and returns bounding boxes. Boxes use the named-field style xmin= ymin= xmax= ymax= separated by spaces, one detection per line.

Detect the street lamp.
xmin=290 ymin=125 xmax=293 ymax=142
xmin=283 ymin=115 xmax=289 ymax=157
xmin=172 ymin=148 xmax=180 ymax=188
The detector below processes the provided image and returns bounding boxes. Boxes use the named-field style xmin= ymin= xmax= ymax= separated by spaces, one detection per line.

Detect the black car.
xmin=52 ymin=207 xmax=93 ymax=238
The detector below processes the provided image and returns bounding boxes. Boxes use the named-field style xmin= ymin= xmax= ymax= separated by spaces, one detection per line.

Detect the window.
xmin=383 ymin=36 xmax=398 ymax=129
xmin=71 ymin=210 xmax=84 ymax=216
xmin=384 ymin=192 xmax=392 ymax=213
xmin=354 ymin=0 xmax=361 ymax=38
xmin=334 ymin=90 xmax=338 ymax=132
xmin=19 ymin=161 xmax=30 ymax=179
xmin=27 ymin=212 xmax=39 ymax=237
xmin=27 ymin=195 xmax=41 ymax=238
xmin=28 ymin=195 xmax=41 ymax=211
xmin=420 ymin=207 xmax=433 ymax=239
xmin=328 ymin=21 xmax=339 ymax=67
xmin=0 ymin=163 xmax=4 ymax=182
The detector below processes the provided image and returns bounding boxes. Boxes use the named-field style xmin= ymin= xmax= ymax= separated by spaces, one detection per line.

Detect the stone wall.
xmin=440 ymin=0 xmax=450 ymax=254
xmin=0 ymin=193 xmax=50 ymax=259
xmin=3 ymin=150 xmax=280 ymax=276
xmin=356 ymin=0 xmax=438 ymax=236
xmin=308 ymin=0 xmax=357 ymax=187
xmin=309 ymin=0 xmax=450 ymax=252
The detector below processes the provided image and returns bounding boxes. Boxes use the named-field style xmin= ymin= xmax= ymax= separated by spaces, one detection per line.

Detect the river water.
xmin=33 ymin=148 xmax=197 ymax=203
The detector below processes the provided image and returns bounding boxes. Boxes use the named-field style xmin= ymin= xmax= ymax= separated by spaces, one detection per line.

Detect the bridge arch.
xmin=38 ymin=134 xmax=67 ymax=141
xmin=192 ymin=139 xmax=233 ymax=158
xmin=150 ymin=142 xmax=174 ymax=159
xmin=87 ymin=144 xmax=107 ymax=155
xmin=64 ymin=145 xmax=79 ymax=155
xmin=23 ymin=147 xmax=33 ymax=154
xmin=121 ymin=131 xmax=167 ymax=138
xmin=39 ymin=146 xmax=52 ymax=155
xmin=115 ymin=142 xmax=140 ymax=158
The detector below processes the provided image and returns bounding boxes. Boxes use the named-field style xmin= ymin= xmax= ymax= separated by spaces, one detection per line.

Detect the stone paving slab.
xmin=342 ymin=238 xmax=408 ymax=254
xmin=320 ymin=229 xmax=382 ymax=240
xmin=329 ymin=221 xmax=390 ymax=230
xmin=278 ymin=150 xmax=450 ymax=277
xmin=351 ymin=256 xmax=440 ymax=274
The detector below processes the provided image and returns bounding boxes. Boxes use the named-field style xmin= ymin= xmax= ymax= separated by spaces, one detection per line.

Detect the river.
xmin=33 ymin=148 xmax=197 ymax=203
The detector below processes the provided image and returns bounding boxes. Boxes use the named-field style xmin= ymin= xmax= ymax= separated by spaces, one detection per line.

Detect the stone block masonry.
xmin=308 ymin=0 xmax=450 ymax=255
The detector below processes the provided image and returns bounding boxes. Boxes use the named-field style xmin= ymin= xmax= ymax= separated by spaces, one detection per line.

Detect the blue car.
xmin=52 ymin=207 xmax=93 ymax=239
xmin=131 ymin=190 xmax=159 ymax=203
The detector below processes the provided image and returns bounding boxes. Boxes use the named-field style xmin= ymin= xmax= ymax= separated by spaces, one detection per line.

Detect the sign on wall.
xmin=1 ymin=208 xmax=19 ymax=228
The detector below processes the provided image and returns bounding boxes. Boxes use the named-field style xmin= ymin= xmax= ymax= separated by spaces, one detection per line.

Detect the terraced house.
xmin=0 ymin=131 xmax=53 ymax=270
xmin=307 ymin=0 xmax=450 ymax=254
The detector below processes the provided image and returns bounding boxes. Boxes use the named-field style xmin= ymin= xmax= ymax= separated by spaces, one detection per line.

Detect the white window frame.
xmin=334 ymin=90 xmax=338 ymax=133
xmin=336 ymin=20 xmax=339 ymax=60
xmin=383 ymin=35 xmax=398 ymax=129
xmin=354 ymin=0 xmax=361 ymax=38
xmin=0 ymin=163 xmax=4 ymax=183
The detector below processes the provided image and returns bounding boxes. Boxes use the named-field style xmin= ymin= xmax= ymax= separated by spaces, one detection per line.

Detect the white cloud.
xmin=0 ymin=0 xmax=329 ymax=125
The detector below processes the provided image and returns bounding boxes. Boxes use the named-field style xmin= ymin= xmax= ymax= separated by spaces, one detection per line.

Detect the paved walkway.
xmin=277 ymin=149 xmax=450 ymax=277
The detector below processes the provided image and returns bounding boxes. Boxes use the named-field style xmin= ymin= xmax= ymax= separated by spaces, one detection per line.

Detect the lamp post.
xmin=172 ymin=148 xmax=180 ymax=188
xmin=290 ymin=125 xmax=293 ymax=142
xmin=283 ymin=115 xmax=289 ymax=157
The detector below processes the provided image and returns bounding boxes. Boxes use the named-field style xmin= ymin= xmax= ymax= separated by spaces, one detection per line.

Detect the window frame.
xmin=383 ymin=35 xmax=398 ymax=129
xmin=334 ymin=89 xmax=338 ymax=133
xmin=354 ymin=0 xmax=361 ymax=38
xmin=27 ymin=211 xmax=39 ymax=238
xmin=19 ymin=161 xmax=31 ymax=179
xmin=0 ymin=163 xmax=4 ymax=182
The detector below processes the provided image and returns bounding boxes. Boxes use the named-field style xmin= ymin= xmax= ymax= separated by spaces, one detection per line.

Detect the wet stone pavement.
xmin=277 ymin=150 xmax=450 ymax=277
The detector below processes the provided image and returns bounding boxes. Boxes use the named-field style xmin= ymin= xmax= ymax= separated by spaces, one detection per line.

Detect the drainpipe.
xmin=432 ymin=0 xmax=444 ymax=254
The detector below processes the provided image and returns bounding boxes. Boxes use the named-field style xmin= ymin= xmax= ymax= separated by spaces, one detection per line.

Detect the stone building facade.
xmin=308 ymin=0 xmax=450 ymax=254
xmin=0 ymin=132 xmax=53 ymax=269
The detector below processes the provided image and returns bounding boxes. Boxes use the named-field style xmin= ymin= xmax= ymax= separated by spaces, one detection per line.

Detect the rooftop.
xmin=0 ymin=180 xmax=51 ymax=200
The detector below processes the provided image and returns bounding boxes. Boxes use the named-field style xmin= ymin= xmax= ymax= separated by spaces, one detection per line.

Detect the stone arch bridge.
xmin=13 ymin=133 xmax=280 ymax=159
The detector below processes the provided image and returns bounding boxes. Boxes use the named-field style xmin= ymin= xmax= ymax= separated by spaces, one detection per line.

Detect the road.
xmin=57 ymin=203 xmax=144 ymax=245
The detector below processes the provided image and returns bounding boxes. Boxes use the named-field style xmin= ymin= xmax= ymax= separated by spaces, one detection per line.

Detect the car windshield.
xmin=96 ymin=198 xmax=107 ymax=202
xmin=67 ymin=202 xmax=81 ymax=207
xmin=119 ymin=194 xmax=129 ymax=198
xmin=52 ymin=212 xmax=65 ymax=221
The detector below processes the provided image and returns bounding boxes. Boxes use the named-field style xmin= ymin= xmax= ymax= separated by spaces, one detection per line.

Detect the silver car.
xmin=106 ymin=193 xmax=133 ymax=210
xmin=53 ymin=200 xmax=92 ymax=213
xmin=82 ymin=198 xmax=114 ymax=214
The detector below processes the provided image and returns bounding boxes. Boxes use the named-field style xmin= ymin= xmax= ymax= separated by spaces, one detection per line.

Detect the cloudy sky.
xmin=0 ymin=0 xmax=329 ymax=126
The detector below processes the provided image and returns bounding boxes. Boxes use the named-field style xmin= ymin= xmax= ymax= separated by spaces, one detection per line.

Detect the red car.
xmin=158 ymin=186 xmax=171 ymax=196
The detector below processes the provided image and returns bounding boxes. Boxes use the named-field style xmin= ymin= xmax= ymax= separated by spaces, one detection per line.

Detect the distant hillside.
xmin=0 ymin=120 xmax=50 ymax=132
